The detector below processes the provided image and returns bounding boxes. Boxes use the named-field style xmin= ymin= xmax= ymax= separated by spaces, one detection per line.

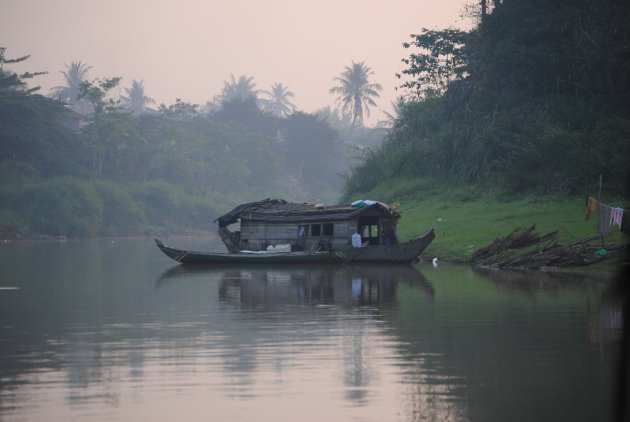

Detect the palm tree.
xmin=216 ymin=74 xmax=260 ymax=104
xmin=329 ymin=61 xmax=382 ymax=127
xmin=49 ymin=60 xmax=92 ymax=112
xmin=121 ymin=79 xmax=155 ymax=115
xmin=260 ymin=82 xmax=296 ymax=117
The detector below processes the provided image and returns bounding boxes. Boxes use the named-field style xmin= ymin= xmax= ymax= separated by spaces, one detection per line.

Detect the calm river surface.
xmin=0 ymin=237 xmax=623 ymax=421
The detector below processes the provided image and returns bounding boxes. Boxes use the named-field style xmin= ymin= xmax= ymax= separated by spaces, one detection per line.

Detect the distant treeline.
xmin=343 ymin=0 xmax=630 ymax=201
xmin=0 ymin=87 xmax=368 ymax=237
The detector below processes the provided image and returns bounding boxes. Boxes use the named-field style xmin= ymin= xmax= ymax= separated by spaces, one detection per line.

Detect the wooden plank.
xmin=332 ymin=239 xmax=351 ymax=248
xmin=334 ymin=223 xmax=349 ymax=238
xmin=240 ymin=223 xmax=264 ymax=238
xmin=265 ymin=224 xmax=298 ymax=240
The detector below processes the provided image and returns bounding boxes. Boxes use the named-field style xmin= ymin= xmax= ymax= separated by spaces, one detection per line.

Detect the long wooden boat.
xmin=155 ymin=228 xmax=434 ymax=265
xmin=155 ymin=239 xmax=349 ymax=264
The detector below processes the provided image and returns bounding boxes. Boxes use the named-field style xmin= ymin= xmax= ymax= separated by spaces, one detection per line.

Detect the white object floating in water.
xmin=0 ymin=287 xmax=20 ymax=290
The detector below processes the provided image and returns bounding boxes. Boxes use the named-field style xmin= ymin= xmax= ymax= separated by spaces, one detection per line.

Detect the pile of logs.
xmin=472 ymin=226 xmax=626 ymax=269
xmin=472 ymin=225 xmax=558 ymax=262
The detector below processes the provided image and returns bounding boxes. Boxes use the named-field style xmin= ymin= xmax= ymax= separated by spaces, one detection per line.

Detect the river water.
xmin=0 ymin=237 xmax=623 ymax=421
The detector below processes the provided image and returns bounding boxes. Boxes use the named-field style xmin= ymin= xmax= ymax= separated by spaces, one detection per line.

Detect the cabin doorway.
xmin=357 ymin=217 xmax=380 ymax=245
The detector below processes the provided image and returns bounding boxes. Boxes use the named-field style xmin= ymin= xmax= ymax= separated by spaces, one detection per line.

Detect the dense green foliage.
xmin=282 ymin=112 xmax=344 ymax=199
xmin=397 ymin=28 xmax=467 ymax=99
xmin=0 ymin=91 xmax=84 ymax=176
xmin=0 ymin=100 xmax=292 ymax=236
xmin=343 ymin=0 xmax=630 ymax=201
xmin=0 ymin=53 xmax=366 ymax=237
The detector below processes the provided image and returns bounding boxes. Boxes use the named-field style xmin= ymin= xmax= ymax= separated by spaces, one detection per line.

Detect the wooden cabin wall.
xmin=266 ymin=224 xmax=299 ymax=240
xmin=239 ymin=220 xmax=359 ymax=250
xmin=239 ymin=223 xmax=266 ymax=250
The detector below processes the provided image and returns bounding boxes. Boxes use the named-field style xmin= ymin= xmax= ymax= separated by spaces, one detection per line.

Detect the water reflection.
xmin=156 ymin=264 xmax=436 ymax=408
xmin=473 ymin=266 xmax=623 ymax=343
xmin=0 ymin=238 xmax=622 ymax=421
xmin=158 ymin=263 xmax=434 ymax=307
xmin=472 ymin=265 xmax=603 ymax=292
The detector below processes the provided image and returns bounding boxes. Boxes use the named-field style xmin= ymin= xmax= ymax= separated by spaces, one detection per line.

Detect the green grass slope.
xmin=353 ymin=182 xmax=628 ymax=264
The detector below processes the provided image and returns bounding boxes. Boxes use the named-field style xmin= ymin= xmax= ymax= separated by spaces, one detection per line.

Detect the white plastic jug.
xmin=351 ymin=232 xmax=361 ymax=248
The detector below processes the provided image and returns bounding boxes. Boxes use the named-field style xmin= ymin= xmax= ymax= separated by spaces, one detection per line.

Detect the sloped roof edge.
xmin=215 ymin=199 xmax=396 ymax=227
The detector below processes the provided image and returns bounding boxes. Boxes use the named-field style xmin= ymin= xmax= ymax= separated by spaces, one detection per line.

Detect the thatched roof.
xmin=215 ymin=199 xmax=398 ymax=227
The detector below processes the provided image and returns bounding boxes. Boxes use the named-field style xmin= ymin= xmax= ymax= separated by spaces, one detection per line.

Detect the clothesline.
xmin=585 ymin=196 xmax=629 ymax=237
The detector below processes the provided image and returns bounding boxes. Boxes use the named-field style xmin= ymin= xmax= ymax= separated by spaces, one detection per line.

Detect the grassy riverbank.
xmin=387 ymin=185 xmax=628 ymax=269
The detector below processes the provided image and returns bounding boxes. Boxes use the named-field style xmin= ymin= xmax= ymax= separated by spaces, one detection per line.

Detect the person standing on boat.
xmin=382 ymin=222 xmax=398 ymax=245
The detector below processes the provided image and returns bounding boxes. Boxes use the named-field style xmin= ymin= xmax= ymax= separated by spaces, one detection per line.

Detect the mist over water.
xmin=0 ymin=237 xmax=620 ymax=421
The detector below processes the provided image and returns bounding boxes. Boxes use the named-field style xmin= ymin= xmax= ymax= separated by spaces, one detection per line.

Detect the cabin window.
xmin=298 ymin=225 xmax=309 ymax=237
xmin=358 ymin=216 xmax=380 ymax=245
xmin=309 ymin=223 xmax=334 ymax=237
xmin=360 ymin=225 xmax=379 ymax=237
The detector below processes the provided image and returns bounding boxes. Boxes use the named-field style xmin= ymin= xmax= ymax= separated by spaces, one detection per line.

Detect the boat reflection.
xmin=157 ymin=263 xmax=434 ymax=308
xmin=156 ymin=263 xmax=435 ymax=408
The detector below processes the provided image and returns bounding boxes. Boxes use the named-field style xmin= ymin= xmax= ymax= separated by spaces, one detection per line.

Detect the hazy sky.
xmin=2 ymin=0 xmax=470 ymax=124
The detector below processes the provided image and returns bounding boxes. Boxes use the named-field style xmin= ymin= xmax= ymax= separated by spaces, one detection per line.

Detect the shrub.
xmin=0 ymin=161 xmax=42 ymax=186
xmin=19 ymin=178 xmax=103 ymax=237
xmin=130 ymin=181 xmax=183 ymax=227
xmin=92 ymin=181 xmax=147 ymax=236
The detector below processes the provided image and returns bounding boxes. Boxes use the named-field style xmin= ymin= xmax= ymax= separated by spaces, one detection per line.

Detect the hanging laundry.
xmin=597 ymin=202 xmax=613 ymax=237
xmin=611 ymin=207 xmax=624 ymax=227
xmin=585 ymin=196 xmax=598 ymax=219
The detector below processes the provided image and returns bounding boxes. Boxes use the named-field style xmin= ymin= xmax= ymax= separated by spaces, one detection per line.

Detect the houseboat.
xmin=155 ymin=199 xmax=434 ymax=265
xmin=217 ymin=198 xmax=397 ymax=250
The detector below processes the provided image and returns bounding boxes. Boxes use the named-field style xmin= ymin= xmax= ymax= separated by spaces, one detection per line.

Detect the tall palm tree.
xmin=121 ymin=79 xmax=155 ymax=115
xmin=260 ymin=82 xmax=296 ymax=117
xmin=49 ymin=60 xmax=92 ymax=112
xmin=217 ymin=74 xmax=260 ymax=104
xmin=329 ymin=61 xmax=382 ymax=127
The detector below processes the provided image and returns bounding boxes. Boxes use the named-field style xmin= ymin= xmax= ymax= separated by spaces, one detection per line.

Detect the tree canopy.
xmin=396 ymin=28 xmax=467 ymax=99
xmin=329 ymin=61 xmax=382 ymax=128
xmin=122 ymin=79 xmax=155 ymax=115
xmin=343 ymin=0 xmax=630 ymax=200
xmin=260 ymin=82 xmax=296 ymax=117
xmin=216 ymin=74 xmax=260 ymax=105
xmin=0 ymin=47 xmax=47 ymax=94
xmin=49 ymin=61 xmax=92 ymax=112
xmin=0 ymin=52 xmax=355 ymax=236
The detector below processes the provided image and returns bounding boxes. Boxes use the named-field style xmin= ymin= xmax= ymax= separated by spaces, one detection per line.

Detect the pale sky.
xmin=1 ymin=0 xmax=470 ymax=124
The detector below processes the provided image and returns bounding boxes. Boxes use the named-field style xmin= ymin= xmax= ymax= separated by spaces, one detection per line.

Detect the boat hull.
xmin=347 ymin=229 xmax=435 ymax=263
xmin=155 ymin=228 xmax=434 ymax=265
xmin=155 ymin=239 xmax=344 ymax=264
